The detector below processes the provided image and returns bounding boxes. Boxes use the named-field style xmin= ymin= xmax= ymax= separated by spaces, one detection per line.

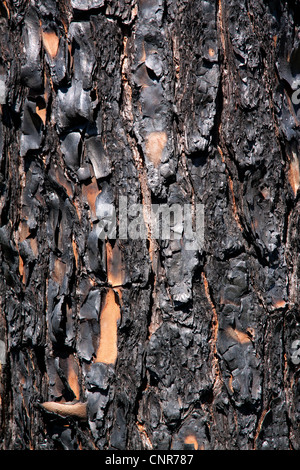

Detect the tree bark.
xmin=0 ymin=0 xmax=299 ymax=450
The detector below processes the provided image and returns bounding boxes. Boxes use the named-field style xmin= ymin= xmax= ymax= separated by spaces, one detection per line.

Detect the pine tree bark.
xmin=0 ymin=0 xmax=299 ymax=450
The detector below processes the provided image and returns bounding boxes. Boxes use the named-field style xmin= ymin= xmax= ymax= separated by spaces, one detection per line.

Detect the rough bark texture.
xmin=0 ymin=0 xmax=300 ymax=450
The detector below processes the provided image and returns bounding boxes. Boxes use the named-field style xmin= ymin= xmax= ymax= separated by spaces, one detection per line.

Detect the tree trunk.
xmin=0 ymin=0 xmax=299 ymax=450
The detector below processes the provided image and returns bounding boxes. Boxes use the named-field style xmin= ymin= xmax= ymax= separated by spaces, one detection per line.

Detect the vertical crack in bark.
xmin=120 ymin=27 xmax=162 ymax=349
xmin=217 ymin=0 xmax=226 ymax=56
xmin=217 ymin=145 xmax=244 ymax=234
xmin=201 ymin=272 xmax=221 ymax=394
xmin=253 ymin=406 xmax=270 ymax=449
xmin=120 ymin=33 xmax=160 ymax=277
xmin=119 ymin=23 xmax=162 ymax=448
xmin=136 ymin=421 xmax=153 ymax=450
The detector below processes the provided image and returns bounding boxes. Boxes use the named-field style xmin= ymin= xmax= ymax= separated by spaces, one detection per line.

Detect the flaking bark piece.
xmin=40 ymin=401 xmax=87 ymax=421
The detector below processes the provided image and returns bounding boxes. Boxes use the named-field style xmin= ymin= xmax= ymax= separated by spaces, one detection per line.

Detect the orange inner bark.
xmin=145 ymin=131 xmax=167 ymax=167
xmin=52 ymin=258 xmax=67 ymax=284
xmin=82 ymin=177 xmax=99 ymax=217
xmin=95 ymin=288 xmax=121 ymax=365
xmin=288 ymin=153 xmax=300 ymax=196
xmin=106 ymin=242 xmax=125 ymax=287
xmin=67 ymin=355 xmax=80 ymax=400
xmin=184 ymin=435 xmax=199 ymax=450
xmin=226 ymin=326 xmax=251 ymax=344
xmin=42 ymin=31 xmax=59 ymax=58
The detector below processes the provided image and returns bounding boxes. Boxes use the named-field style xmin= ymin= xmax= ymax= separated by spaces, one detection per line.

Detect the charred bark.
xmin=0 ymin=0 xmax=299 ymax=450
